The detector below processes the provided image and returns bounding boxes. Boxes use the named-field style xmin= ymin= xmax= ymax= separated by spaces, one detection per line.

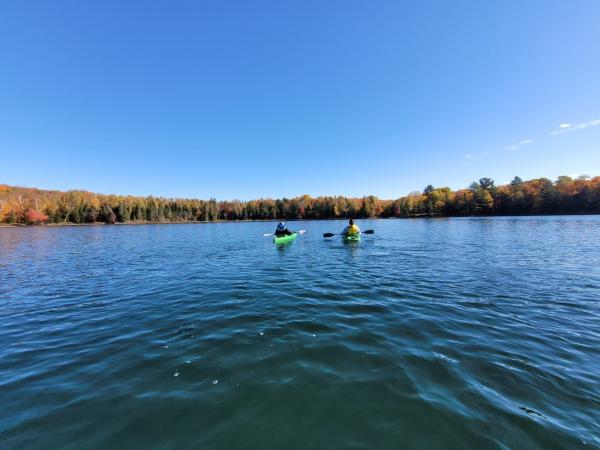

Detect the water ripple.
xmin=1 ymin=217 xmax=600 ymax=449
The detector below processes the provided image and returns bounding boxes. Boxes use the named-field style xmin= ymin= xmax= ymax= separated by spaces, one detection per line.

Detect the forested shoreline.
xmin=1 ymin=175 xmax=599 ymax=225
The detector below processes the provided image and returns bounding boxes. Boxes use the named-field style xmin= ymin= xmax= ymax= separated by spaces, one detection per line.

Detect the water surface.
xmin=1 ymin=217 xmax=599 ymax=449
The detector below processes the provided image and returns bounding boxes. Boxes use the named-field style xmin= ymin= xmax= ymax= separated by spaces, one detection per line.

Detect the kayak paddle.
xmin=323 ymin=229 xmax=374 ymax=238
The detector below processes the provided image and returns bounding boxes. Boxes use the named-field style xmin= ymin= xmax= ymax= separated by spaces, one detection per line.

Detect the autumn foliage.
xmin=0 ymin=176 xmax=599 ymax=225
xmin=24 ymin=209 xmax=49 ymax=225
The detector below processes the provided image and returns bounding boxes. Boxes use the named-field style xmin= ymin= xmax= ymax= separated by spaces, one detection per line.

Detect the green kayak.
xmin=343 ymin=233 xmax=361 ymax=242
xmin=273 ymin=232 xmax=297 ymax=244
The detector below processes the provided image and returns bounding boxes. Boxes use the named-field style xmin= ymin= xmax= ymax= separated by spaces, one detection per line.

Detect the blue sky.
xmin=1 ymin=0 xmax=599 ymax=200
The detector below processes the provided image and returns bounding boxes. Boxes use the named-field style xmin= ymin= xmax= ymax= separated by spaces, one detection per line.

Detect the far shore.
xmin=0 ymin=220 xmax=277 ymax=228
xmin=1 ymin=213 xmax=598 ymax=228
xmin=0 ymin=218 xmax=323 ymax=228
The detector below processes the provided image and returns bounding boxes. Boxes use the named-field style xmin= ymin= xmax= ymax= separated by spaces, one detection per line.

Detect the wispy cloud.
xmin=550 ymin=119 xmax=600 ymax=135
xmin=504 ymin=139 xmax=534 ymax=151
xmin=465 ymin=153 xmax=488 ymax=160
xmin=464 ymin=116 xmax=598 ymax=161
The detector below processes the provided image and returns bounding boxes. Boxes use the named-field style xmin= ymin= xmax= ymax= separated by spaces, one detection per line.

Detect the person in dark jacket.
xmin=275 ymin=222 xmax=293 ymax=236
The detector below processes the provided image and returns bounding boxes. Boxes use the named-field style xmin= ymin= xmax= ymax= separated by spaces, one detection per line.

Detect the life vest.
xmin=347 ymin=224 xmax=359 ymax=235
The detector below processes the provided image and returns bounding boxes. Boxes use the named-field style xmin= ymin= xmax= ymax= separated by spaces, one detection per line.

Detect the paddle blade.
xmin=297 ymin=230 xmax=306 ymax=235
xmin=263 ymin=233 xmax=274 ymax=237
xmin=323 ymin=233 xmax=335 ymax=238
xmin=363 ymin=229 xmax=374 ymax=234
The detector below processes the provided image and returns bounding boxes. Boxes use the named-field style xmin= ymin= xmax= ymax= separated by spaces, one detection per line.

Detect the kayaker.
xmin=342 ymin=219 xmax=360 ymax=236
xmin=274 ymin=222 xmax=293 ymax=237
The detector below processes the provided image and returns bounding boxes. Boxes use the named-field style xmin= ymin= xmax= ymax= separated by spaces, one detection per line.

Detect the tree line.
xmin=1 ymin=175 xmax=599 ymax=225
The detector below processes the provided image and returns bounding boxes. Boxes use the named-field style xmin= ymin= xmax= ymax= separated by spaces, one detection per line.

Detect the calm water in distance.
xmin=1 ymin=217 xmax=599 ymax=449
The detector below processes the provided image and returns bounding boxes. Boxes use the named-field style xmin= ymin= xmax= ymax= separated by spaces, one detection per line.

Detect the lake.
xmin=1 ymin=217 xmax=599 ymax=449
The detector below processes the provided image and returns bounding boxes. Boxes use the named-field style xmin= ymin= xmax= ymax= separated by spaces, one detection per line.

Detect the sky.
xmin=1 ymin=0 xmax=599 ymax=200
